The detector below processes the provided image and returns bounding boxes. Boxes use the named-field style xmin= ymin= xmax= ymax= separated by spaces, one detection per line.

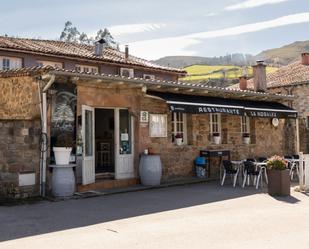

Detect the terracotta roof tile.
xmin=0 ymin=66 xmax=293 ymax=99
xmin=0 ymin=36 xmax=186 ymax=74
xmin=230 ymin=61 xmax=309 ymax=90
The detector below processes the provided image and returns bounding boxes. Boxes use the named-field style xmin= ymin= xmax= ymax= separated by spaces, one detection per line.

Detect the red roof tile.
xmin=230 ymin=61 xmax=309 ymax=90
xmin=0 ymin=36 xmax=186 ymax=74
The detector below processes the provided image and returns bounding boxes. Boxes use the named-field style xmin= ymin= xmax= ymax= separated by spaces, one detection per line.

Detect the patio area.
xmin=1 ymin=182 xmax=308 ymax=249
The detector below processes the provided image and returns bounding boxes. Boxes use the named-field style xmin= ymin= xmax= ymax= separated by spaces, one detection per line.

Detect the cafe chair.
xmin=257 ymin=157 xmax=268 ymax=163
xmin=290 ymin=155 xmax=300 ymax=180
xmin=221 ymin=160 xmax=239 ymax=187
xmin=242 ymin=160 xmax=260 ymax=188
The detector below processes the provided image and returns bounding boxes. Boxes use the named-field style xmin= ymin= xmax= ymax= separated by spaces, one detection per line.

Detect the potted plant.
xmin=53 ymin=134 xmax=73 ymax=165
xmin=243 ymin=133 xmax=250 ymax=144
xmin=266 ymin=155 xmax=290 ymax=196
xmin=174 ymin=133 xmax=183 ymax=146
xmin=213 ymin=132 xmax=221 ymax=145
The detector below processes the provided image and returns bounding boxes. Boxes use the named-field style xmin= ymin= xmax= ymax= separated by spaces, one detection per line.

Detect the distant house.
xmin=231 ymin=53 xmax=309 ymax=153
xmin=0 ymin=36 xmax=298 ymax=199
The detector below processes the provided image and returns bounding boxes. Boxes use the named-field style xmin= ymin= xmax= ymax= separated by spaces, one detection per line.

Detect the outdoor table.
xmin=200 ymin=150 xmax=230 ymax=178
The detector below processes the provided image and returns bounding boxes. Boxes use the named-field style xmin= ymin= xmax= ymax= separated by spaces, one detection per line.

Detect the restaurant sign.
xmin=169 ymin=104 xmax=245 ymax=116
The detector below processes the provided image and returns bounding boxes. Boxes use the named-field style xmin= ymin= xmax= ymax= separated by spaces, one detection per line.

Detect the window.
xmin=37 ymin=61 xmax=63 ymax=68
xmin=210 ymin=113 xmax=221 ymax=134
xmin=120 ymin=68 xmax=134 ymax=77
xmin=241 ymin=116 xmax=250 ymax=133
xmin=171 ymin=113 xmax=187 ymax=144
xmin=149 ymin=114 xmax=167 ymax=137
xmin=0 ymin=56 xmax=22 ymax=70
xmin=75 ymin=65 xmax=99 ymax=74
xmin=143 ymin=74 xmax=155 ymax=80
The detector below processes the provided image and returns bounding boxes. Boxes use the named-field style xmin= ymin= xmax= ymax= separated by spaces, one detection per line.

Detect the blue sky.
xmin=1 ymin=0 xmax=309 ymax=59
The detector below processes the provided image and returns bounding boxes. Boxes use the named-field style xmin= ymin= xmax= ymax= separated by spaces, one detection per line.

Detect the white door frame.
xmin=82 ymin=105 xmax=95 ymax=185
xmin=94 ymin=107 xmax=135 ymax=180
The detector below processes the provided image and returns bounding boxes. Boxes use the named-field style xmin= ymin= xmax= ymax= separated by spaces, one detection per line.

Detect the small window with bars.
xmin=171 ymin=112 xmax=187 ymax=144
xmin=241 ymin=116 xmax=250 ymax=134
xmin=210 ymin=113 xmax=221 ymax=134
xmin=2 ymin=58 xmax=10 ymax=70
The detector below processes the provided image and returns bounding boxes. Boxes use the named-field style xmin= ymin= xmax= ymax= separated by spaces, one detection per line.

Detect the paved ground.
xmin=1 ymin=182 xmax=309 ymax=249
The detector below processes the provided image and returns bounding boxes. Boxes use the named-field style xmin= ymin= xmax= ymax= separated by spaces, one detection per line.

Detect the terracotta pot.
xmin=267 ymin=169 xmax=290 ymax=196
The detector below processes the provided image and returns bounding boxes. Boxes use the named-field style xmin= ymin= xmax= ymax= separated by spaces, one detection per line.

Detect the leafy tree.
xmin=59 ymin=21 xmax=119 ymax=50
xmin=60 ymin=21 xmax=80 ymax=43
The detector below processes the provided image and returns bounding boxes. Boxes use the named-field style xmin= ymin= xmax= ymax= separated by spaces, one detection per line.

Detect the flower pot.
xmin=243 ymin=137 xmax=250 ymax=144
xmin=267 ymin=169 xmax=290 ymax=196
xmin=213 ymin=136 xmax=221 ymax=145
xmin=175 ymin=138 xmax=183 ymax=146
xmin=53 ymin=147 xmax=72 ymax=165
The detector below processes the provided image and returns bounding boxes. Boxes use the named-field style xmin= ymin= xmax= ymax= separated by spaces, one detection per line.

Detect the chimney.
xmin=125 ymin=45 xmax=129 ymax=59
xmin=239 ymin=76 xmax=247 ymax=90
xmin=301 ymin=53 xmax=309 ymax=65
xmin=253 ymin=60 xmax=267 ymax=92
xmin=94 ymin=38 xmax=106 ymax=56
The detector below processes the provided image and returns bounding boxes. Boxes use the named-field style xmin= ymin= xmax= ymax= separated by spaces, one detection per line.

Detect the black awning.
xmin=147 ymin=91 xmax=297 ymax=119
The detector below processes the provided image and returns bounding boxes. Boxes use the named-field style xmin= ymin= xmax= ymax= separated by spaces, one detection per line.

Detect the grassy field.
xmin=183 ymin=65 xmax=278 ymax=81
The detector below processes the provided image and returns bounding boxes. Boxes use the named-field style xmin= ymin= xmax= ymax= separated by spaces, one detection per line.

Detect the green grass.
xmin=183 ymin=65 xmax=278 ymax=81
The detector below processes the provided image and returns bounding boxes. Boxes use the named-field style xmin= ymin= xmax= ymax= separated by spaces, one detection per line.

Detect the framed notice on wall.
xmin=149 ymin=114 xmax=167 ymax=137
xmin=140 ymin=111 xmax=149 ymax=123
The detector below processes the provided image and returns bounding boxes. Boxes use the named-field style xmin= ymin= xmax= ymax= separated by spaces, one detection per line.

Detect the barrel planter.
xmin=50 ymin=164 xmax=76 ymax=198
xmin=267 ymin=169 xmax=290 ymax=196
xmin=139 ymin=155 xmax=162 ymax=186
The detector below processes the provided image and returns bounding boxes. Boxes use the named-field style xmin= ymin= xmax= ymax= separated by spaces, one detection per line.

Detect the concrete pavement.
xmin=1 ymin=182 xmax=309 ymax=249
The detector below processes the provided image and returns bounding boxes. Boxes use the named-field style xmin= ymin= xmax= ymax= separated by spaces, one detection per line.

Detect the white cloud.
xmin=225 ymin=0 xmax=290 ymax=11
xmin=128 ymin=12 xmax=309 ymax=60
xmin=205 ymin=12 xmax=218 ymax=17
xmin=108 ymin=23 xmax=166 ymax=36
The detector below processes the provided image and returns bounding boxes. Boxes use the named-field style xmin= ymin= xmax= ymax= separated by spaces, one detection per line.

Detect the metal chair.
xmin=290 ymin=155 xmax=300 ymax=180
xmin=242 ymin=161 xmax=259 ymax=188
xmin=221 ymin=160 xmax=239 ymax=187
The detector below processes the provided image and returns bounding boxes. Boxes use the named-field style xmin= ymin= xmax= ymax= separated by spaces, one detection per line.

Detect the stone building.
xmin=232 ymin=53 xmax=309 ymax=154
xmin=0 ymin=36 xmax=298 ymax=199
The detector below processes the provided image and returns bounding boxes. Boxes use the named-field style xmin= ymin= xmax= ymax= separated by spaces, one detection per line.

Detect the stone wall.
xmin=270 ymin=85 xmax=306 ymax=153
xmin=0 ymin=76 xmax=40 ymax=120
xmin=140 ymin=95 xmax=294 ymax=179
xmin=0 ymin=120 xmax=41 ymax=199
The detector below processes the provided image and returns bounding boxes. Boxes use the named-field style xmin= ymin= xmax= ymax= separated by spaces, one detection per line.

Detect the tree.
xmin=59 ymin=21 xmax=119 ymax=50
xmin=95 ymin=28 xmax=119 ymax=49
xmin=60 ymin=21 xmax=81 ymax=43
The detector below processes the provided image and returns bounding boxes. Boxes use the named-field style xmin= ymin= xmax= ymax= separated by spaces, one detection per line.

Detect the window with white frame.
xmin=210 ymin=113 xmax=221 ymax=134
xmin=143 ymin=74 xmax=155 ymax=80
xmin=0 ymin=56 xmax=22 ymax=70
xmin=75 ymin=65 xmax=99 ymax=74
xmin=37 ymin=61 xmax=63 ymax=68
xmin=171 ymin=112 xmax=187 ymax=144
xmin=120 ymin=68 xmax=134 ymax=77
xmin=241 ymin=116 xmax=250 ymax=134
xmin=149 ymin=114 xmax=167 ymax=137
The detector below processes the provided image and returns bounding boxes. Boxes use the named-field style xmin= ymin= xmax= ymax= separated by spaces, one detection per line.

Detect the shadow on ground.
xmin=0 ymin=181 xmax=298 ymax=242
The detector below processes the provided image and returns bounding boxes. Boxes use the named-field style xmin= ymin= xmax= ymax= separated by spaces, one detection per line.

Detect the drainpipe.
xmin=39 ymin=74 xmax=55 ymax=197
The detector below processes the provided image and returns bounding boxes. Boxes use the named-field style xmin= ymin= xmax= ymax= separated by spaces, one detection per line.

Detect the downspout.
xmin=39 ymin=74 xmax=55 ymax=197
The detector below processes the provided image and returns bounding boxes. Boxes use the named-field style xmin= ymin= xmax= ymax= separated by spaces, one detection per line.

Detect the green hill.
xmin=182 ymin=65 xmax=278 ymax=82
xmin=256 ymin=40 xmax=309 ymax=66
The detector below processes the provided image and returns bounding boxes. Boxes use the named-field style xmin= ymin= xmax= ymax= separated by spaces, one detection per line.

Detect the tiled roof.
xmin=0 ymin=36 xmax=186 ymax=74
xmin=0 ymin=66 xmax=294 ymax=100
xmin=230 ymin=61 xmax=309 ymax=90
